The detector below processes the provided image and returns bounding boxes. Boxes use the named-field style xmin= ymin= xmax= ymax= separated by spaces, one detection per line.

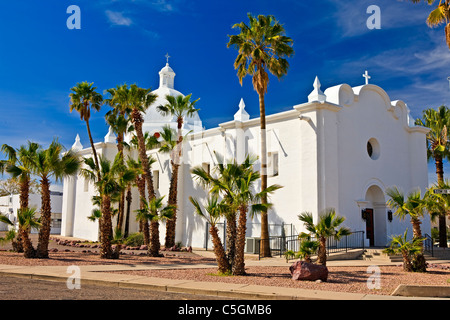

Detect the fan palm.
xmin=25 ymin=139 xmax=80 ymax=258
xmin=1 ymin=141 xmax=41 ymax=253
xmin=81 ymin=153 xmax=136 ymax=259
xmin=157 ymin=94 xmax=199 ymax=248
xmin=190 ymin=195 xmax=230 ymax=274
xmin=298 ymin=209 xmax=351 ymax=266
xmin=384 ymin=230 xmax=425 ymax=272
xmin=415 ymin=105 xmax=450 ymax=247
xmin=104 ymin=84 xmax=134 ymax=233
xmin=136 ymin=196 xmax=175 ymax=257
xmin=69 ymin=82 xmax=103 ymax=177
xmin=227 ymin=13 xmax=294 ymax=257
xmin=386 ymin=186 xmax=427 ymax=272
xmin=17 ymin=207 xmax=41 ymax=258
xmin=407 ymin=0 xmax=450 ymax=49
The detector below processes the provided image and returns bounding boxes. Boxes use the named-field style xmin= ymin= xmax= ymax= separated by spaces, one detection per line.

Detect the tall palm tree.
xmin=69 ymin=81 xmax=103 ymax=178
xmin=157 ymin=94 xmax=200 ymax=248
xmin=386 ymin=186 xmax=428 ymax=272
xmin=415 ymin=105 xmax=450 ymax=248
xmin=26 ymin=139 xmax=80 ymax=258
xmin=104 ymin=84 xmax=134 ymax=233
xmin=1 ymin=142 xmax=41 ymax=253
xmin=298 ymin=209 xmax=351 ymax=266
xmin=227 ymin=13 xmax=294 ymax=257
xmin=190 ymin=195 xmax=230 ymax=274
xmin=81 ymin=153 xmax=135 ymax=259
xmin=407 ymin=0 xmax=450 ymax=49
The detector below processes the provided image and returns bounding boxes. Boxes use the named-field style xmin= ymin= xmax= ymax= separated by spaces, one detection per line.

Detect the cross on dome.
xmin=363 ymin=70 xmax=371 ymax=85
xmin=165 ymin=53 xmax=171 ymax=64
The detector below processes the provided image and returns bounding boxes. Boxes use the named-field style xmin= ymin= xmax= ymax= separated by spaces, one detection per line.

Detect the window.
xmin=153 ymin=170 xmax=160 ymax=190
xmin=367 ymin=138 xmax=380 ymax=160
xmin=268 ymin=152 xmax=279 ymax=177
xmin=84 ymin=179 xmax=89 ymax=192
xmin=202 ymin=162 xmax=210 ymax=175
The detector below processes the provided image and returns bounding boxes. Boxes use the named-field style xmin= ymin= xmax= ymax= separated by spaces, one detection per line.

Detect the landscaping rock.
xmin=139 ymin=245 xmax=148 ymax=250
xmin=289 ymin=261 xmax=328 ymax=282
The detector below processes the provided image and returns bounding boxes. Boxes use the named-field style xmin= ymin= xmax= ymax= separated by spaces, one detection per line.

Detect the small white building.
xmin=0 ymin=191 xmax=63 ymax=234
xmin=61 ymin=63 xmax=431 ymax=249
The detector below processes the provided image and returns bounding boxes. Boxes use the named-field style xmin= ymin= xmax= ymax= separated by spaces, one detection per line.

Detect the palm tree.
xmin=407 ymin=0 xmax=450 ymax=49
xmin=190 ymin=195 xmax=230 ymax=274
xmin=157 ymin=94 xmax=199 ymax=248
xmin=415 ymin=105 xmax=450 ymax=248
xmin=81 ymin=153 xmax=136 ymax=259
xmin=1 ymin=142 xmax=41 ymax=253
xmin=386 ymin=186 xmax=428 ymax=272
xmin=104 ymin=84 xmax=134 ymax=233
xmin=136 ymin=196 xmax=175 ymax=257
xmin=384 ymin=230 xmax=425 ymax=272
xmin=192 ymin=154 xmax=282 ymax=275
xmin=17 ymin=207 xmax=41 ymax=258
xmin=227 ymin=13 xmax=294 ymax=257
xmin=298 ymin=209 xmax=351 ymax=266
xmin=69 ymin=81 xmax=103 ymax=178
xmin=26 ymin=139 xmax=80 ymax=258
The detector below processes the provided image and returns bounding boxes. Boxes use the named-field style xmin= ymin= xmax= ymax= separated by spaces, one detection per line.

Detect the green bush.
xmin=124 ymin=232 xmax=144 ymax=247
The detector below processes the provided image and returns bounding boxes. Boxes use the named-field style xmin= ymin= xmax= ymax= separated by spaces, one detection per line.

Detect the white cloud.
xmin=105 ymin=10 xmax=133 ymax=26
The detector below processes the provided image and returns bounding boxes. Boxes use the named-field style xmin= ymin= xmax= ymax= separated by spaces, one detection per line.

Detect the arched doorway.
xmin=365 ymin=185 xmax=388 ymax=247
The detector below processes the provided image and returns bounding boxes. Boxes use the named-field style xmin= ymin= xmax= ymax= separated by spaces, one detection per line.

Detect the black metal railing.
xmin=423 ymin=233 xmax=434 ymax=257
xmin=257 ymin=231 xmax=365 ymax=260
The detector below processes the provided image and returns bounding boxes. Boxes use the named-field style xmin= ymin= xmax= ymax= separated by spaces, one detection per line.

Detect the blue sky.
xmin=0 ymin=0 xmax=449 ymax=183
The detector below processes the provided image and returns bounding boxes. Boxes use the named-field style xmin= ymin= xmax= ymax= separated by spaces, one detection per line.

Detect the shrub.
xmin=124 ymin=232 xmax=144 ymax=247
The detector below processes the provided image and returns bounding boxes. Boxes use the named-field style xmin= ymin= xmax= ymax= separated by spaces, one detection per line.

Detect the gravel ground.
xmin=1 ymin=235 xmax=449 ymax=297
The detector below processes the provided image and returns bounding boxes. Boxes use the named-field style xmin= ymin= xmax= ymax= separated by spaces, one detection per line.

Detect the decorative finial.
xmin=308 ymin=76 xmax=326 ymax=103
xmin=234 ymin=98 xmax=250 ymax=122
xmin=71 ymin=134 xmax=83 ymax=151
xmin=165 ymin=53 xmax=170 ymax=64
xmin=363 ymin=70 xmax=371 ymax=85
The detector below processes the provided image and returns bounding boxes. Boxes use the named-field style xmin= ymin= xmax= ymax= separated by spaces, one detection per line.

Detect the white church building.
xmin=61 ymin=62 xmax=431 ymax=249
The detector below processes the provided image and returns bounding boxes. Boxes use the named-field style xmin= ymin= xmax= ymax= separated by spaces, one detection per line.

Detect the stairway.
xmin=361 ymin=248 xmax=445 ymax=263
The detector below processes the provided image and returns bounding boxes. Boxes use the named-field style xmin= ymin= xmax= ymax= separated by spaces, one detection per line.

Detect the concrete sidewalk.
xmin=1 ymin=252 xmax=449 ymax=300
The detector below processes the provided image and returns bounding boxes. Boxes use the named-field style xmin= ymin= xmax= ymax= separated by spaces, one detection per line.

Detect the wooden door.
xmin=365 ymin=208 xmax=374 ymax=247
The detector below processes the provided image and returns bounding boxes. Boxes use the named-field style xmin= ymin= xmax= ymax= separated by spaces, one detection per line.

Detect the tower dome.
xmin=139 ymin=59 xmax=203 ymax=139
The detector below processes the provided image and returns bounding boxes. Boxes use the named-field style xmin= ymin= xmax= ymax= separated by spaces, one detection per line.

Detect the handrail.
xmin=257 ymin=230 xmax=365 ymax=261
xmin=423 ymin=233 xmax=434 ymax=257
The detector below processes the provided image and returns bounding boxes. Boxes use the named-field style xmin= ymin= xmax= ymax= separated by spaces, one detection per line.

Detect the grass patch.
xmin=207 ymin=270 xmax=233 ymax=277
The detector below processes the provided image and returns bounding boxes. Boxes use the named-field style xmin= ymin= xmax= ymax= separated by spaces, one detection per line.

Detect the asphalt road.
xmin=0 ymin=275 xmax=234 ymax=300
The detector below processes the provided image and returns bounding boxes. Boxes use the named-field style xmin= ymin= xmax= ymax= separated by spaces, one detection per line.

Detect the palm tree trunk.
xmin=85 ymin=119 xmax=100 ymax=178
xmin=232 ymin=205 xmax=248 ymax=276
xmin=116 ymin=134 xmax=125 ymax=234
xmin=435 ymin=156 xmax=448 ymax=248
xmin=15 ymin=177 xmax=30 ymax=253
xmin=258 ymin=92 xmax=271 ymax=258
xmin=124 ymin=186 xmax=132 ymax=238
xmin=36 ymin=176 xmax=51 ymax=258
xmin=148 ymin=220 xmax=162 ymax=257
xmin=411 ymin=219 xmax=427 ymax=272
xmin=164 ymin=161 xmax=179 ymax=248
xmin=317 ymin=237 xmax=327 ymax=266
xmin=100 ymin=195 xmax=114 ymax=259
xmin=21 ymin=226 xmax=35 ymax=259
xmin=136 ymin=176 xmax=149 ymax=245
xmin=225 ymin=212 xmax=237 ymax=268
xmin=209 ymin=225 xmax=230 ymax=274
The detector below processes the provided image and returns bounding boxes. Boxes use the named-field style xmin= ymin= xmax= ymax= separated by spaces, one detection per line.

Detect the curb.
xmin=1 ymin=268 xmax=446 ymax=300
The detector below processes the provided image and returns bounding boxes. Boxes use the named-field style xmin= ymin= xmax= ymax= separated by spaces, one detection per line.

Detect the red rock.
xmin=289 ymin=261 xmax=328 ymax=282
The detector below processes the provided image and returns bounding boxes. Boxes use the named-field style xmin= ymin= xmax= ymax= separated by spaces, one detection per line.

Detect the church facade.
xmin=61 ymin=63 xmax=431 ymax=249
